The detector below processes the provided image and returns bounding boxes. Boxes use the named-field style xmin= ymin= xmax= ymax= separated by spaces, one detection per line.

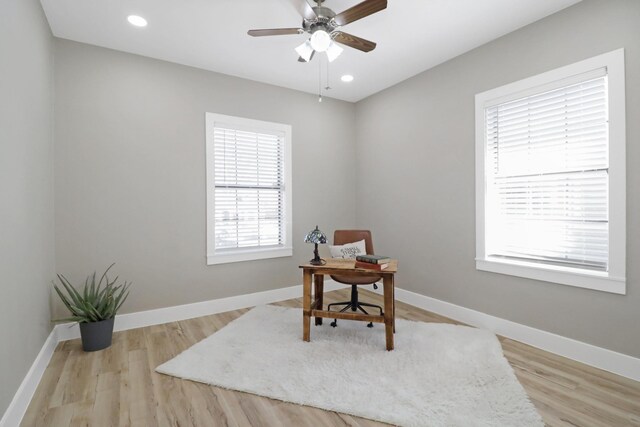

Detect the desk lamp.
xmin=304 ymin=225 xmax=327 ymax=265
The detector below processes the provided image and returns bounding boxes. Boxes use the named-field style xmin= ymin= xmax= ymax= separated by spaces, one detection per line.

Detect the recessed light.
xmin=127 ymin=15 xmax=147 ymax=27
xmin=341 ymin=75 xmax=354 ymax=83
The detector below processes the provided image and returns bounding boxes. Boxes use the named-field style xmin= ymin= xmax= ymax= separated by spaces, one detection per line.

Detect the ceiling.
xmin=40 ymin=0 xmax=581 ymax=102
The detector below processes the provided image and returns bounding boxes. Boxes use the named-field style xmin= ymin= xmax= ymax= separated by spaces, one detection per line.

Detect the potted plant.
xmin=53 ymin=264 xmax=131 ymax=352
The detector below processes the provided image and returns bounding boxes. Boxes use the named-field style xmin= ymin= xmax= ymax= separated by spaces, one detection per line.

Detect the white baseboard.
xmin=4 ymin=280 xmax=640 ymax=426
xmin=0 ymin=328 xmax=59 ymax=427
xmin=55 ymin=280 xmax=344 ymax=341
xmin=377 ymin=287 xmax=640 ymax=382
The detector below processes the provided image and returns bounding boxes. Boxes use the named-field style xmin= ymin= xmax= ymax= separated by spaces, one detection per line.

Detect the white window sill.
xmin=476 ymin=257 xmax=626 ymax=295
xmin=207 ymin=247 xmax=292 ymax=265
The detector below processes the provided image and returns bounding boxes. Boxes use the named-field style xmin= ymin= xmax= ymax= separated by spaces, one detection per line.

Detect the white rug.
xmin=156 ymin=305 xmax=543 ymax=427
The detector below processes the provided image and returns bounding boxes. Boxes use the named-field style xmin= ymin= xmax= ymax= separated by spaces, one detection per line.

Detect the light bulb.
xmin=295 ymin=40 xmax=314 ymax=62
xmin=310 ymin=30 xmax=331 ymax=52
xmin=326 ymin=41 xmax=343 ymax=62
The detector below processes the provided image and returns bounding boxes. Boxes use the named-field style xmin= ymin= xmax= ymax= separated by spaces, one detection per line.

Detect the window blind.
xmin=485 ymin=73 xmax=609 ymax=270
xmin=213 ymin=126 xmax=285 ymax=251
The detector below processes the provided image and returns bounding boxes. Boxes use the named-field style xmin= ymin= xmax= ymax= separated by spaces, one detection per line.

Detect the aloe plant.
xmin=53 ymin=264 xmax=131 ymax=323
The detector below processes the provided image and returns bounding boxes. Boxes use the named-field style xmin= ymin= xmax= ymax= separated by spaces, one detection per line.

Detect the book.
xmin=355 ymin=254 xmax=391 ymax=264
xmin=355 ymin=260 xmax=389 ymax=271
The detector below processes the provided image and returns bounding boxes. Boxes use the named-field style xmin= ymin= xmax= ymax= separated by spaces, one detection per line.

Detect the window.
xmin=206 ymin=113 xmax=292 ymax=264
xmin=475 ymin=49 xmax=626 ymax=294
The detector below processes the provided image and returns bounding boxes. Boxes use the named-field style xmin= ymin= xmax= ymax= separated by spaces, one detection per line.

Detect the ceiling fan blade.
xmin=333 ymin=0 xmax=387 ymax=26
xmin=298 ymin=51 xmax=316 ymax=62
xmin=333 ymin=32 xmax=376 ymax=52
xmin=288 ymin=0 xmax=317 ymax=21
xmin=247 ymin=28 xmax=303 ymax=37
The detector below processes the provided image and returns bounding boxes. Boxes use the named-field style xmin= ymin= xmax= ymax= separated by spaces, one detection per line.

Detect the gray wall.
xmin=0 ymin=0 xmax=54 ymax=415
xmin=53 ymin=40 xmax=357 ymax=316
xmin=355 ymin=0 xmax=640 ymax=357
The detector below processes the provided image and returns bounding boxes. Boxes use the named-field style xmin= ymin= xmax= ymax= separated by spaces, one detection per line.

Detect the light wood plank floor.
xmin=22 ymin=289 xmax=640 ymax=426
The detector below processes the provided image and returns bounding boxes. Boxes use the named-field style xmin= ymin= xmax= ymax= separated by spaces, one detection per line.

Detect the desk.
xmin=299 ymin=258 xmax=398 ymax=350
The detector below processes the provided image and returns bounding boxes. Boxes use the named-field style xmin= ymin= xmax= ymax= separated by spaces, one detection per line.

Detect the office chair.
xmin=328 ymin=230 xmax=383 ymax=328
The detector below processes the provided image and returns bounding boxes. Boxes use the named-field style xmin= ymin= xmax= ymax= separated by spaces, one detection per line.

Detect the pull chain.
xmin=318 ymin=56 xmax=322 ymax=102
xmin=325 ymin=58 xmax=331 ymax=91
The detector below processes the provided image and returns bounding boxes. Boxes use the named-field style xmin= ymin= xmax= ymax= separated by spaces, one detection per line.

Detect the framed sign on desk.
xmin=299 ymin=258 xmax=398 ymax=350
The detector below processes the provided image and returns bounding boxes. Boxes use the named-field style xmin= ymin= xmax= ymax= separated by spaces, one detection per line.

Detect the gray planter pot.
xmin=79 ymin=317 xmax=115 ymax=352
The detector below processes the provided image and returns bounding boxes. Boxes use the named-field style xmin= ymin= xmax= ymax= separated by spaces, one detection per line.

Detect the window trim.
xmin=205 ymin=113 xmax=293 ymax=265
xmin=475 ymin=49 xmax=626 ymax=294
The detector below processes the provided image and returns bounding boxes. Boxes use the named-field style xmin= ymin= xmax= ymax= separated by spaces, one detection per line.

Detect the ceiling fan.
xmin=247 ymin=0 xmax=387 ymax=63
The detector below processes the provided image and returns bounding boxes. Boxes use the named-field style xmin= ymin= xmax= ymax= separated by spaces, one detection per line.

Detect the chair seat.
xmin=331 ymin=274 xmax=379 ymax=285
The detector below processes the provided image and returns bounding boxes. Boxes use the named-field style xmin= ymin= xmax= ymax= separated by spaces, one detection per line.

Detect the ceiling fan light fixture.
xmin=309 ymin=30 xmax=331 ymax=52
xmin=295 ymin=40 xmax=314 ymax=62
xmin=326 ymin=41 xmax=344 ymax=62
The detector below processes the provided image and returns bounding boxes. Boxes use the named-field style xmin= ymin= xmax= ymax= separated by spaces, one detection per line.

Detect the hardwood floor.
xmin=22 ymin=289 xmax=640 ymax=426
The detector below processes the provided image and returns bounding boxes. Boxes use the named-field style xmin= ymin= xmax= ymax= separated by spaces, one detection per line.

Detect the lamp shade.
xmin=326 ymin=41 xmax=343 ymax=63
xmin=304 ymin=225 xmax=327 ymax=244
xmin=295 ymin=40 xmax=314 ymax=62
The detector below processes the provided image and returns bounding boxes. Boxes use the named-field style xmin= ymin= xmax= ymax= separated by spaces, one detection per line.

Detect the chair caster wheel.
xmin=330 ymin=320 xmax=338 ymax=328
xmin=367 ymin=322 xmax=373 ymax=328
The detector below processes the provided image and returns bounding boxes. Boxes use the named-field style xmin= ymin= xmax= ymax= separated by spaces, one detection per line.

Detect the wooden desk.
xmin=299 ymin=258 xmax=398 ymax=350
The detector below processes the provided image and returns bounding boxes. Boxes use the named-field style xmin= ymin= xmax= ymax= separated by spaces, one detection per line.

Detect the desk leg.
xmin=303 ymin=269 xmax=312 ymax=342
xmin=383 ymin=275 xmax=394 ymax=351
xmin=392 ymin=275 xmax=396 ymax=333
xmin=314 ymin=274 xmax=324 ymax=326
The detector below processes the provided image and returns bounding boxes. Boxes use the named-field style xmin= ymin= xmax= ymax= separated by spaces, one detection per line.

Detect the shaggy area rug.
xmin=156 ymin=305 xmax=543 ymax=426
